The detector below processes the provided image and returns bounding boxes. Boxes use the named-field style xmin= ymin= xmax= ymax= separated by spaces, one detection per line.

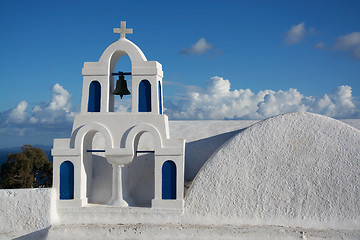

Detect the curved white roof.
xmin=185 ymin=112 xmax=360 ymax=230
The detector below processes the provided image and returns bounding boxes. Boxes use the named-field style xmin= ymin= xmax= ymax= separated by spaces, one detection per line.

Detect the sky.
xmin=0 ymin=0 xmax=360 ymax=148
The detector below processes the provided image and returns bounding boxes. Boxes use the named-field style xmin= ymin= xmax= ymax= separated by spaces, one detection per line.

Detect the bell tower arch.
xmin=80 ymin=23 xmax=163 ymax=114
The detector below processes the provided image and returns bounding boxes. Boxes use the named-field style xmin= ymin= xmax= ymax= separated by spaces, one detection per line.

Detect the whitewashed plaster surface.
xmin=83 ymin=118 xmax=359 ymax=201
xmin=170 ymin=120 xmax=257 ymax=181
xmin=171 ymin=118 xmax=359 ymax=182
xmin=86 ymin=120 xmax=257 ymax=206
xmin=185 ymin=113 xmax=360 ymax=230
xmin=0 ymin=188 xmax=56 ymax=239
xmin=74 ymin=118 xmax=360 ymax=204
xmin=34 ymin=223 xmax=360 ymax=240
xmin=1 ymin=115 xmax=360 ymax=239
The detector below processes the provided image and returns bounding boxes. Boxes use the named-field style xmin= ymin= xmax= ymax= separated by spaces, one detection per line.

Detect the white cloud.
xmin=329 ymin=85 xmax=357 ymax=117
xmin=285 ymin=22 xmax=306 ymax=45
xmin=334 ymin=32 xmax=360 ymax=49
xmin=1 ymin=79 xmax=359 ymax=143
xmin=206 ymin=76 xmax=230 ymax=93
xmin=257 ymin=88 xmax=307 ymax=117
xmin=30 ymin=83 xmax=75 ymax=124
xmin=164 ymin=76 xmax=360 ymax=120
xmin=334 ymin=32 xmax=360 ymax=60
xmin=48 ymin=83 xmax=71 ymax=111
xmin=0 ymin=83 xmax=77 ymax=143
xmin=114 ymin=97 xmax=131 ymax=112
xmin=284 ymin=24 xmax=360 ymax=61
xmin=6 ymin=101 xmax=28 ymax=124
xmin=181 ymin=38 xmax=214 ymax=55
xmin=1 ymin=83 xmax=76 ymax=130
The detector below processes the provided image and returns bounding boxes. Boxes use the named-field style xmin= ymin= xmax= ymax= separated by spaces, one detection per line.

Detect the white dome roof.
xmin=185 ymin=112 xmax=360 ymax=230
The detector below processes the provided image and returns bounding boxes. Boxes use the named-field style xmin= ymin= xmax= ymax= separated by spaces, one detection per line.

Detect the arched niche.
xmin=138 ymin=80 xmax=151 ymax=112
xmin=122 ymin=123 xmax=163 ymax=152
xmin=83 ymin=131 xmax=112 ymax=204
xmin=88 ymin=81 xmax=101 ymax=112
xmin=123 ymin=131 xmax=156 ymax=207
xmin=162 ymin=160 xmax=177 ymax=200
xmin=60 ymin=161 xmax=74 ymax=200
xmin=113 ymin=54 xmax=132 ymax=112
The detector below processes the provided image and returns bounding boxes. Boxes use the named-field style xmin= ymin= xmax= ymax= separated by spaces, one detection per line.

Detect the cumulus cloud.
xmin=6 ymin=101 xmax=28 ymax=124
xmin=164 ymin=76 xmax=360 ymax=120
xmin=30 ymin=83 xmax=75 ymax=124
xmin=333 ymin=32 xmax=360 ymax=60
xmin=1 ymin=78 xmax=359 ymax=144
xmin=180 ymin=38 xmax=214 ymax=55
xmin=0 ymin=83 xmax=76 ymax=137
xmin=285 ymin=22 xmax=307 ymax=45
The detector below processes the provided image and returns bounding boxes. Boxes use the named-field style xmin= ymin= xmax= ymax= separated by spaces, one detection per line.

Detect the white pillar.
xmin=107 ymin=164 xmax=129 ymax=207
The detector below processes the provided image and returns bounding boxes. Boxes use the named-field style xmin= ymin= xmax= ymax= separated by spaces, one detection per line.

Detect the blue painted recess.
xmin=158 ymin=82 xmax=162 ymax=114
xmin=162 ymin=160 xmax=176 ymax=199
xmin=138 ymin=80 xmax=151 ymax=112
xmin=60 ymin=161 xmax=74 ymax=200
xmin=88 ymin=81 xmax=101 ymax=112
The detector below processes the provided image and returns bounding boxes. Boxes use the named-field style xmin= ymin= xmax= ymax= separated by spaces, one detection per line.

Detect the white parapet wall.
xmin=0 ymin=188 xmax=56 ymax=239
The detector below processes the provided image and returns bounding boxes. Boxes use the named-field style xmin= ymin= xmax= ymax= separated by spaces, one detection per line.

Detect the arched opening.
xmin=60 ymin=161 xmax=74 ymax=200
xmin=162 ymin=160 xmax=177 ymax=200
xmin=88 ymin=81 xmax=101 ymax=112
xmin=113 ymin=55 xmax=132 ymax=112
xmin=158 ymin=82 xmax=162 ymax=114
xmin=138 ymin=80 xmax=151 ymax=112
xmin=124 ymin=131 xmax=155 ymax=207
xmin=83 ymin=131 xmax=112 ymax=204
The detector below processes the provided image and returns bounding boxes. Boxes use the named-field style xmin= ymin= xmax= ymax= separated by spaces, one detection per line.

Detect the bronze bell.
xmin=113 ymin=75 xmax=131 ymax=99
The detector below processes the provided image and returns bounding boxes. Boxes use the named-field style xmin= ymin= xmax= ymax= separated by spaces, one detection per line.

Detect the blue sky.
xmin=0 ymin=0 xmax=360 ymax=148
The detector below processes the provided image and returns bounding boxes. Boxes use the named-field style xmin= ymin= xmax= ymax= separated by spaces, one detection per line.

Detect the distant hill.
xmin=0 ymin=145 xmax=52 ymax=167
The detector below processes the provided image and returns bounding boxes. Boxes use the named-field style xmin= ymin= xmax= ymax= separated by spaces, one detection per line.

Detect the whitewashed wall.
xmin=0 ymin=117 xmax=359 ymax=239
xmin=0 ymin=188 xmax=56 ymax=239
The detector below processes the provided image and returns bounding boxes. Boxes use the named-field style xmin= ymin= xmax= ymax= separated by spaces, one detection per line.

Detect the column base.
xmin=107 ymin=197 xmax=129 ymax=207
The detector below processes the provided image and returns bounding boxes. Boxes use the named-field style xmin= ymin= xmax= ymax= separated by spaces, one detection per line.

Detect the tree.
xmin=0 ymin=145 xmax=52 ymax=188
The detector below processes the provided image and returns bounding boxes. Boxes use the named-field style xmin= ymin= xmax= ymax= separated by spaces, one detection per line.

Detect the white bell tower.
xmin=52 ymin=22 xmax=185 ymax=210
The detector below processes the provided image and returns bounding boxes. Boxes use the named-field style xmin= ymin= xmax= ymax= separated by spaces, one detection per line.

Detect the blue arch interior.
xmin=162 ymin=160 xmax=176 ymax=199
xmin=158 ymin=82 xmax=162 ymax=114
xmin=60 ymin=161 xmax=74 ymax=200
xmin=138 ymin=80 xmax=151 ymax=112
xmin=88 ymin=81 xmax=101 ymax=112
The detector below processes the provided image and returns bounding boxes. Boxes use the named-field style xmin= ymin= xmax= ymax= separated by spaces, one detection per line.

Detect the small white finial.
xmin=113 ymin=21 xmax=133 ymax=39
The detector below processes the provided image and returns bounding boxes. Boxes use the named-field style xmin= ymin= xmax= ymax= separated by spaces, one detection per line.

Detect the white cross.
xmin=113 ymin=21 xmax=133 ymax=39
